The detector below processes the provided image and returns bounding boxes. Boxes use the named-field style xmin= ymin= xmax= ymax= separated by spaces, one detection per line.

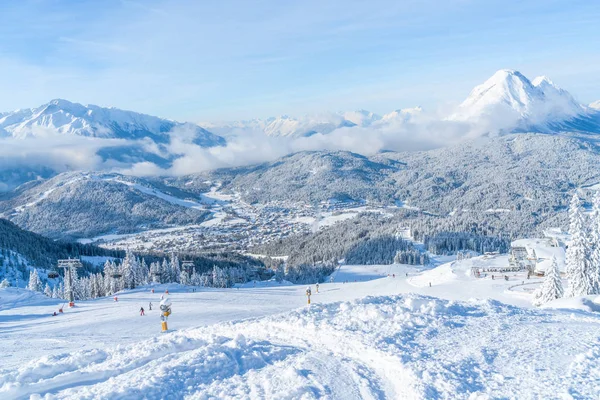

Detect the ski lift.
xmin=48 ymin=269 xmax=59 ymax=279
xmin=111 ymin=271 xmax=123 ymax=279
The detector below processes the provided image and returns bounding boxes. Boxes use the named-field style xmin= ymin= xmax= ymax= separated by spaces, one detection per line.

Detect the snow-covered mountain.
xmin=449 ymin=69 xmax=600 ymax=133
xmin=381 ymin=106 xmax=423 ymax=123
xmin=341 ymin=109 xmax=382 ymax=126
xmin=204 ymin=113 xmax=359 ymax=138
xmin=0 ymin=172 xmax=211 ymax=240
xmin=0 ymin=99 xmax=226 ymax=147
xmin=202 ymin=107 xmax=424 ymax=138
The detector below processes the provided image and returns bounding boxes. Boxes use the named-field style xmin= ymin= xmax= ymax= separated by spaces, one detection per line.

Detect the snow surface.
xmin=2 ymin=260 xmax=600 ymax=399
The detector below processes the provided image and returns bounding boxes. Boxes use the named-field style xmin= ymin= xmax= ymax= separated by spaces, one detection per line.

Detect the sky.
xmin=0 ymin=0 xmax=599 ymax=122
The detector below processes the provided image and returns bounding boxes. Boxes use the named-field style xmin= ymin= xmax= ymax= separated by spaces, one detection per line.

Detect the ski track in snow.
xmin=2 ymin=262 xmax=600 ymax=399
xmin=2 ymin=294 xmax=600 ymax=399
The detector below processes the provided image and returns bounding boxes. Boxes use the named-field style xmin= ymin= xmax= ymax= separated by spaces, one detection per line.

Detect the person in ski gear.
xmin=140 ymin=307 xmax=145 ymax=316
xmin=306 ymin=286 xmax=312 ymax=304
xmin=316 ymin=283 xmax=319 ymax=293
xmin=149 ymin=302 xmax=152 ymax=311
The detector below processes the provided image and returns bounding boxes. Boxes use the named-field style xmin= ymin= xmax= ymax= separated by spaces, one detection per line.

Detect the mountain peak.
xmin=531 ymin=76 xmax=555 ymax=88
xmin=449 ymin=69 xmax=587 ymax=131
xmin=0 ymin=99 xmax=226 ymax=146
xmin=47 ymin=98 xmax=75 ymax=107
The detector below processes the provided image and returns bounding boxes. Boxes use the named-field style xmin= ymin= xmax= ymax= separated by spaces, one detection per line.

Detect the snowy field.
xmin=2 ymin=259 xmax=600 ymax=399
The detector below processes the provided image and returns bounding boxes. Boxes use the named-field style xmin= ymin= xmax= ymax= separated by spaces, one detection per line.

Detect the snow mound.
xmin=0 ymin=288 xmax=60 ymax=311
xmin=540 ymin=295 xmax=600 ymax=313
xmin=2 ymin=294 xmax=599 ymax=399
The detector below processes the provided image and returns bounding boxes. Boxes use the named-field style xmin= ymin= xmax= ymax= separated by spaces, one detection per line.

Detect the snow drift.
xmin=1 ymin=294 xmax=599 ymax=399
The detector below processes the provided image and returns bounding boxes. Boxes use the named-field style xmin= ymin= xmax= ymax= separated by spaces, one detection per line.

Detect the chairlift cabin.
xmin=182 ymin=261 xmax=194 ymax=273
xmin=47 ymin=269 xmax=59 ymax=279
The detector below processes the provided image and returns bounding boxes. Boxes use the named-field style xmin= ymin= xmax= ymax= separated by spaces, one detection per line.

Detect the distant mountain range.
xmin=1 ymin=70 xmax=598 ymax=145
xmin=1 ymin=69 xmax=600 ymax=242
xmin=0 ymin=98 xmax=226 ymax=146
xmin=204 ymin=69 xmax=600 ymax=138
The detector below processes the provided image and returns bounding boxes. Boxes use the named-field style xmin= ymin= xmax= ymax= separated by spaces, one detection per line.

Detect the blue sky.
xmin=0 ymin=0 xmax=598 ymax=121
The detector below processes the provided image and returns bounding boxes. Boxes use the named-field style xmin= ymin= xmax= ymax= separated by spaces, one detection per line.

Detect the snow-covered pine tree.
xmin=532 ymin=256 xmax=564 ymax=306
xmin=57 ymin=281 xmax=64 ymax=299
xmin=90 ymin=274 xmax=98 ymax=298
xmin=44 ymin=283 xmax=52 ymax=297
xmin=160 ymin=259 xmax=169 ymax=284
xmin=179 ymin=270 xmax=189 ymax=285
xmin=566 ymin=193 xmax=594 ymax=297
xmin=0 ymin=278 xmax=10 ymax=288
xmin=149 ymin=261 xmax=159 ymax=283
xmin=190 ymin=270 xmax=200 ymax=286
xmin=121 ymin=251 xmax=136 ymax=290
xmin=170 ymin=254 xmax=181 ymax=284
xmin=138 ymin=258 xmax=149 ymax=286
xmin=589 ymin=191 xmax=600 ymax=294
xmin=103 ymin=260 xmax=114 ymax=295
xmin=27 ymin=269 xmax=42 ymax=292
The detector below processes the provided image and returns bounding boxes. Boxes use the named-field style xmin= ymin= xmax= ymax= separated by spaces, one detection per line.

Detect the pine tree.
xmin=180 ymin=270 xmax=190 ymax=286
xmin=589 ymin=191 xmax=600 ymax=294
xmin=566 ymin=193 xmax=594 ymax=297
xmin=44 ymin=283 xmax=52 ymax=297
xmin=27 ymin=269 xmax=42 ymax=292
xmin=170 ymin=254 xmax=181 ymax=284
xmin=161 ymin=259 xmax=169 ymax=284
xmin=121 ymin=251 xmax=135 ymax=290
xmin=137 ymin=258 xmax=149 ymax=286
xmin=1 ymin=278 xmax=10 ymax=288
xmin=190 ymin=270 xmax=200 ymax=286
xmin=57 ymin=281 xmax=65 ymax=299
xmin=533 ymin=256 xmax=564 ymax=306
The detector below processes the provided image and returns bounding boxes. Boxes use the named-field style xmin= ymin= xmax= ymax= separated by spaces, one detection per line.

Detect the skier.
xmin=306 ymin=286 xmax=312 ymax=304
xmin=160 ymin=294 xmax=164 ymax=300
xmin=140 ymin=307 xmax=145 ymax=316
xmin=316 ymin=283 xmax=319 ymax=293
xmin=149 ymin=302 xmax=152 ymax=311
xmin=114 ymin=296 xmax=118 ymax=302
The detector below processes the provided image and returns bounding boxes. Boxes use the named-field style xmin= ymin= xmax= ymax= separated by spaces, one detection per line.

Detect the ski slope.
xmin=1 ymin=259 xmax=600 ymax=399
